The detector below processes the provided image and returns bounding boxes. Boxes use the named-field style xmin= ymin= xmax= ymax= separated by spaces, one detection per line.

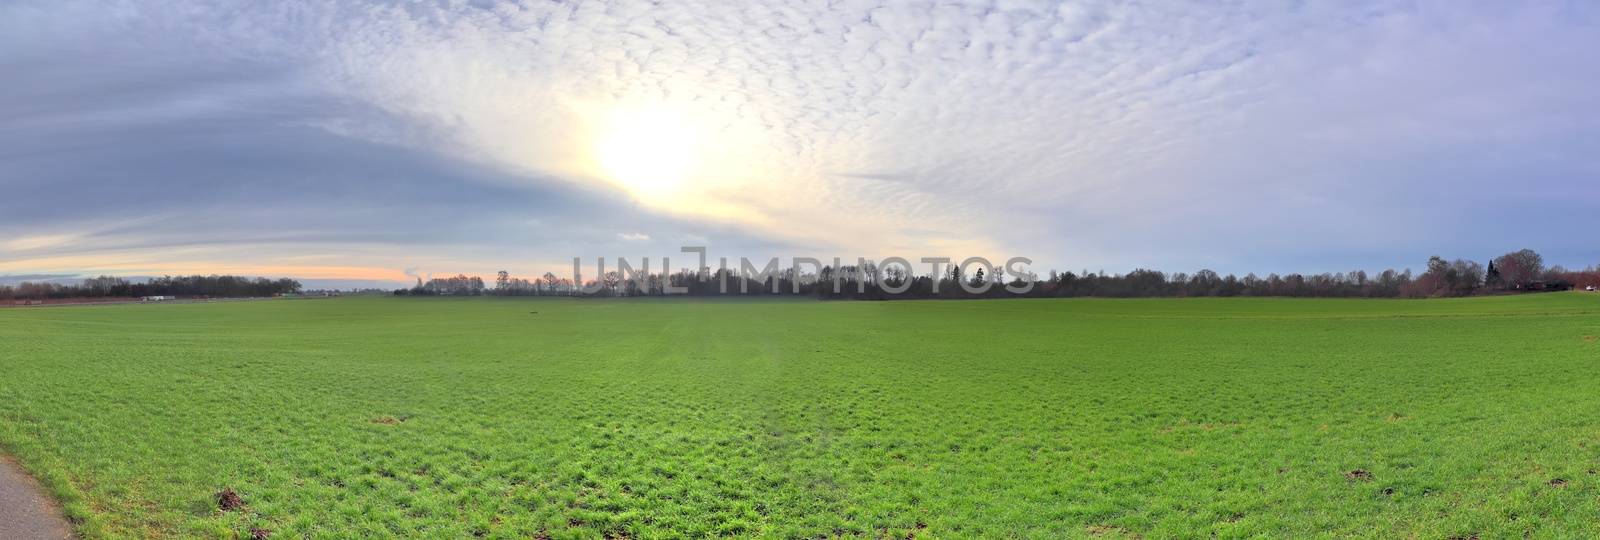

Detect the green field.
xmin=2 ymin=294 xmax=1599 ymax=538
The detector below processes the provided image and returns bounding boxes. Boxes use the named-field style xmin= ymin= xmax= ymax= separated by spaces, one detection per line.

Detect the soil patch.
xmin=216 ymin=488 xmax=245 ymax=511
xmin=1345 ymin=469 xmax=1374 ymax=481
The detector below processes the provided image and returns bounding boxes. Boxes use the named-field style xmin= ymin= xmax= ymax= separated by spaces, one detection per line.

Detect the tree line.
xmin=7 ymin=250 xmax=1586 ymax=302
xmin=400 ymin=249 xmax=1598 ymax=300
xmin=1 ymin=275 xmax=302 ymax=300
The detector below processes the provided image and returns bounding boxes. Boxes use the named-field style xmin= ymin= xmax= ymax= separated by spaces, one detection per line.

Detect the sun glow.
xmin=578 ymin=98 xmax=777 ymax=224
xmin=591 ymin=106 xmax=702 ymax=200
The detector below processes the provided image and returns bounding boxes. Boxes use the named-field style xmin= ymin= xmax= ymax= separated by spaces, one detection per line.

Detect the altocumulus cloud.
xmin=2 ymin=0 xmax=1597 ymax=280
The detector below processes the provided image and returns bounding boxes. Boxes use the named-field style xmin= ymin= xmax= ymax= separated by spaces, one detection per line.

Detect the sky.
xmin=3 ymin=1 xmax=1598 ymax=287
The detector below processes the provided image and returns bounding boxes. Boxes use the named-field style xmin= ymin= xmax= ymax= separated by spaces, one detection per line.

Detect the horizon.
xmin=5 ymin=248 xmax=1597 ymax=293
xmin=4 ymin=2 xmax=1599 ymax=280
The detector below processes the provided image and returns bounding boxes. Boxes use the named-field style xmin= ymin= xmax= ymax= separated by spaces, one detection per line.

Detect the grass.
xmin=1 ymin=294 xmax=1598 ymax=538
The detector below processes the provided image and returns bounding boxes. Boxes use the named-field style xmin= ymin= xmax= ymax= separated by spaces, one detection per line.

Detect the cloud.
xmin=2 ymin=0 xmax=1598 ymax=277
xmin=0 ymin=274 xmax=81 ymax=286
xmin=617 ymin=233 xmax=651 ymax=242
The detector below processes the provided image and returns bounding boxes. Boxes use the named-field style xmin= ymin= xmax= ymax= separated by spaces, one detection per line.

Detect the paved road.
xmin=0 ymin=457 xmax=72 ymax=540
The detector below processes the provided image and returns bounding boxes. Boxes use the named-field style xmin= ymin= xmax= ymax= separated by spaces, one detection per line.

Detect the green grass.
xmin=2 ymin=294 xmax=1599 ymax=538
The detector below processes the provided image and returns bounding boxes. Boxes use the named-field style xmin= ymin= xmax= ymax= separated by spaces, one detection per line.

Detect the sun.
xmin=592 ymin=106 xmax=700 ymax=200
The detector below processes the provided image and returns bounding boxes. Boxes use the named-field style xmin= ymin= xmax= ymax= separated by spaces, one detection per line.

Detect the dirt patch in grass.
xmin=215 ymin=488 xmax=245 ymax=511
xmin=1548 ymin=478 xmax=1568 ymax=487
xmin=369 ymin=416 xmax=406 ymax=425
xmin=250 ymin=526 xmax=272 ymax=539
xmin=1583 ymin=335 xmax=1596 ymax=343
xmin=1345 ymin=469 xmax=1374 ymax=481
xmin=1086 ymin=524 xmax=1141 ymax=538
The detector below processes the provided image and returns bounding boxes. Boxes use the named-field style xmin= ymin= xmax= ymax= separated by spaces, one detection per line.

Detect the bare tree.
xmin=1493 ymin=249 xmax=1544 ymax=288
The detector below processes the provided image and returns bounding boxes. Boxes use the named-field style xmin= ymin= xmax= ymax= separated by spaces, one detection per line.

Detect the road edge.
xmin=0 ymin=454 xmax=75 ymax=540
